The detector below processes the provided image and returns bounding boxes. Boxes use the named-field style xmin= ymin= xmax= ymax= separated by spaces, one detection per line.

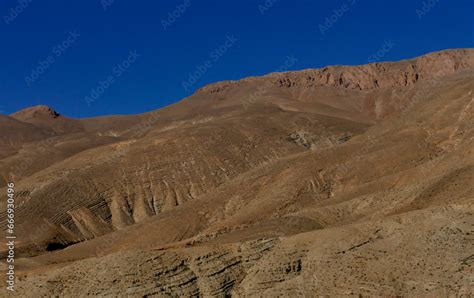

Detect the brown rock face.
xmin=198 ymin=48 xmax=474 ymax=93
xmin=1 ymin=49 xmax=473 ymax=296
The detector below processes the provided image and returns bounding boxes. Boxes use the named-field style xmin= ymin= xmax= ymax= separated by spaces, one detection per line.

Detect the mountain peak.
xmin=11 ymin=105 xmax=61 ymax=120
xmin=9 ymin=105 xmax=85 ymax=134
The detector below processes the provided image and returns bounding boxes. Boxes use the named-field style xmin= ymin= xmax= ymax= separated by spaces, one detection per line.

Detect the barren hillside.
xmin=1 ymin=48 xmax=473 ymax=296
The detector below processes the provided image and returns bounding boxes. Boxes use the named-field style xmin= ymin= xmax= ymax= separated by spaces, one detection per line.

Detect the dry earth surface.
xmin=0 ymin=48 xmax=473 ymax=297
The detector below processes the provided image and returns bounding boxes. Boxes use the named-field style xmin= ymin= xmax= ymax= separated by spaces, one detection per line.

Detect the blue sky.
xmin=0 ymin=0 xmax=472 ymax=118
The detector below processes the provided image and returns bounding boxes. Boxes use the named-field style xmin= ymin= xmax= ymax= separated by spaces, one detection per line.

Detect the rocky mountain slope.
xmin=0 ymin=48 xmax=473 ymax=296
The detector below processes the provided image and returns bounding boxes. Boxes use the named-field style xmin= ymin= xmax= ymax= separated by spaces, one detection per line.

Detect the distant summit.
xmin=11 ymin=105 xmax=61 ymax=120
xmin=10 ymin=105 xmax=84 ymax=134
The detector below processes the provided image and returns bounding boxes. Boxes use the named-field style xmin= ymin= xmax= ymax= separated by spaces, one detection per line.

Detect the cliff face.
xmin=198 ymin=48 xmax=474 ymax=93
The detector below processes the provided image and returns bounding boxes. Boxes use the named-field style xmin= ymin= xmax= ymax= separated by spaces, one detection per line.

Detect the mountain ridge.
xmin=6 ymin=48 xmax=473 ymax=119
xmin=198 ymin=48 xmax=474 ymax=94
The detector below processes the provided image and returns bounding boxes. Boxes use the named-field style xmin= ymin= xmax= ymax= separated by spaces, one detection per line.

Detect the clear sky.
xmin=0 ymin=0 xmax=473 ymax=118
